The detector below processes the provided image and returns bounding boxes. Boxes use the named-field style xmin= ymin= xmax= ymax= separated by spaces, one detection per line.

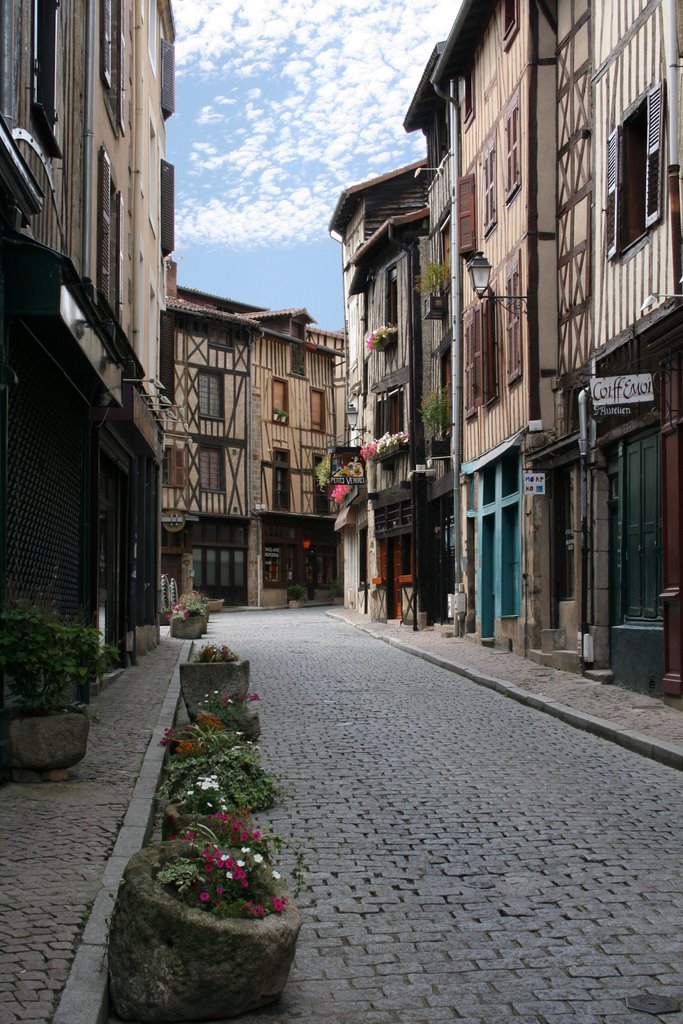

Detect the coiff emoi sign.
xmin=590 ymin=373 xmax=654 ymax=417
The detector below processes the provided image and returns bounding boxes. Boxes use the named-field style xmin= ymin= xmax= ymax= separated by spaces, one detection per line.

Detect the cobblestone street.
xmin=117 ymin=609 xmax=683 ymax=1024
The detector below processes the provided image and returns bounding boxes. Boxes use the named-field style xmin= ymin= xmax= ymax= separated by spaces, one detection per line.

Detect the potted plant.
xmin=108 ymin=833 xmax=302 ymax=1021
xmin=414 ymin=262 xmax=449 ymax=319
xmin=170 ymin=592 xmax=209 ymax=640
xmin=179 ymin=643 xmax=251 ymax=714
xmin=0 ymin=602 xmax=118 ymax=779
xmin=420 ymin=387 xmax=451 ymax=457
xmin=273 ymin=407 xmax=289 ymax=423
xmin=287 ymin=584 xmax=307 ymax=608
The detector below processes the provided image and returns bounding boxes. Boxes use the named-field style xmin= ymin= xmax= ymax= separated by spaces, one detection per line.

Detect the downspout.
xmin=0 ymin=0 xmax=15 ymax=127
xmin=81 ymin=0 xmax=96 ymax=278
xmin=433 ymin=76 xmax=463 ymax=633
xmin=668 ymin=0 xmax=682 ymax=293
xmin=578 ymin=387 xmax=589 ymax=671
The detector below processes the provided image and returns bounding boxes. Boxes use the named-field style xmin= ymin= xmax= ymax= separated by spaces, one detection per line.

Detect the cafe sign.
xmin=590 ymin=373 xmax=654 ymax=417
xmin=329 ymin=447 xmax=366 ymax=487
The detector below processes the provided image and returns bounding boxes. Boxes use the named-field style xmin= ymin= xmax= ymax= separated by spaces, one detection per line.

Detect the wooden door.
xmin=392 ymin=540 xmax=401 ymax=619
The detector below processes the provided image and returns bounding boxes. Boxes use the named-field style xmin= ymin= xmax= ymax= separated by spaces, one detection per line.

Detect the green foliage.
xmin=314 ymin=456 xmax=331 ymax=492
xmin=0 ymin=603 xmax=118 ymax=715
xmin=331 ymin=576 xmax=344 ymax=598
xmin=160 ymin=740 xmax=283 ymax=814
xmin=414 ymin=262 xmax=448 ymax=294
xmin=196 ymin=644 xmax=239 ymax=664
xmin=419 ymin=387 xmax=450 ymax=438
xmin=287 ymin=584 xmax=306 ymax=602
xmin=195 ymin=692 xmax=260 ymax=733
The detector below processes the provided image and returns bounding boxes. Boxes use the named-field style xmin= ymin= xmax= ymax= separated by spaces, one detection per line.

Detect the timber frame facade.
xmin=161 ymin=265 xmax=342 ymax=607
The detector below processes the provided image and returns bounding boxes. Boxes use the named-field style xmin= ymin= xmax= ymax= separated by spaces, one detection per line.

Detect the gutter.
xmin=667 ymin=0 xmax=682 ymax=293
xmin=81 ymin=0 xmax=96 ymax=278
xmin=0 ymin=0 xmax=14 ymax=127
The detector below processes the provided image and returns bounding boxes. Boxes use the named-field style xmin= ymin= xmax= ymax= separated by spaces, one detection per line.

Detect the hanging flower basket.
xmin=365 ymin=324 xmax=398 ymax=351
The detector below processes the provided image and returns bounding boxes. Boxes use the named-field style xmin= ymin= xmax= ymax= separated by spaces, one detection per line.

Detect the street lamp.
xmin=466 ymin=250 xmax=528 ymax=313
xmin=345 ymin=401 xmax=358 ymax=430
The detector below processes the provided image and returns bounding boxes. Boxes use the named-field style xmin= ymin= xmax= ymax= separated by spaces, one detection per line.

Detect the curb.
xmin=51 ymin=640 xmax=190 ymax=1024
xmin=327 ymin=611 xmax=683 ymax=773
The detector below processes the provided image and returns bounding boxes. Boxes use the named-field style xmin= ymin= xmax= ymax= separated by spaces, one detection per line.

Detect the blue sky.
xmin=168 ymin=0 xmax=458 ymax=331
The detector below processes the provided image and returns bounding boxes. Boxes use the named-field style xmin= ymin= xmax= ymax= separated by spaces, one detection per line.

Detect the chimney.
xmin=165 ymin=259 xmax=178 ymax=298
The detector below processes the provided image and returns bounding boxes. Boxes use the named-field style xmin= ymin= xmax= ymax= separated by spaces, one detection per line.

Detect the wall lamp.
xmin=414 ymin=166 xmax=444 ymax=178
xmin=466 ymin=251 xmax=528 ymax=313
xmin=640 ymin=293 xmax=683 ymax=313
xmin=346 ymin=401 xmax=359 ymax=429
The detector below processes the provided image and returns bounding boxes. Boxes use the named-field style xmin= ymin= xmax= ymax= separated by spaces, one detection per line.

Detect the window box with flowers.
xmin=361 ymin=432 xmax=409 ymax=469
xmin=365 ymin=324 xmax=398 ymax=352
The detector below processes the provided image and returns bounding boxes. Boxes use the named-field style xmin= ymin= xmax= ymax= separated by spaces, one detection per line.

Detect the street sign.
xmin=524 ymin=472 xmax=546 ymax=495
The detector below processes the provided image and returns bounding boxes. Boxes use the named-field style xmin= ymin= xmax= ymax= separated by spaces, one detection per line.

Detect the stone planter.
xmin=179 ymin=659 xmax=251 ymax=716
xmin=9 ymin=712 xmax=89 ymax=781
xmin=108 ymin=841 xmax=301 ymax=1022
xmin=170 ymin=615 xmax=206 ymax=640
xmin=206 ymin=598 xmax=224 ymax=613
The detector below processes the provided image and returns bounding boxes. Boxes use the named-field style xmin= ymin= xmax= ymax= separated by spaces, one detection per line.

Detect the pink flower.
xmin=199 ymin=891 xmax=210 ymax=903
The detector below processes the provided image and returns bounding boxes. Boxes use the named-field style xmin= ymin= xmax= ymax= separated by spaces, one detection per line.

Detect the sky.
xmin=167 ymin=0 xmax=458 ymax=331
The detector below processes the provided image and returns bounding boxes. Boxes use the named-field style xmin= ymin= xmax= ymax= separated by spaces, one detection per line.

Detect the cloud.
xmin=170 ymin=0 xmax=458 ymax=251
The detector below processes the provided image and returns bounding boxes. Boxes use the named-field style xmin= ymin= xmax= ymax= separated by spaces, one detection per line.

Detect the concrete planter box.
xmin=179 ymin=659 xmax=251 ymax=716
xmin=170 ymin=615 xmax=206 ymax=640
xmin=9 ymin=712 xmax=89 ymax=780
xmin=206 ymin=599 xmax=224 ymax=613
xmin=108 ymin=841 xmax=301 ymax=1021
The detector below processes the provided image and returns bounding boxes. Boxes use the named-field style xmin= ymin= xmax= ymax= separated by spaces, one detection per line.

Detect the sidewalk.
xmin=328 ymin=608 xmax=683 ymax=770
xmin=2 ymin=608 xmax=683 ymax=1024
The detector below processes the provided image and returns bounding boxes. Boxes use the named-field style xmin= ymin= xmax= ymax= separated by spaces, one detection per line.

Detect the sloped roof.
xmin=245 ymin=307 xmax=317 ymax=324
xmin=328 ymin=159 xmax=427 ymax=235
xmin=166 ymin=295 xmax=260 ymax=328
xmin=403 ymin=43 xmax=445 ymax=134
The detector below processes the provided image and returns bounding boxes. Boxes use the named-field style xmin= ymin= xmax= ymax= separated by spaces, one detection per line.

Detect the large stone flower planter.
xmin=161 ymin=802 xmax=217 ymax=841
xmin=170 ymin=615 xmax=205 ymax=640
xmin=9 ymin=712 xmax=89 ymax=781
xmin=179 ymin=659 xmax=250 ymax=712
xmin=108 ymin=842 xmax=301 ymax=1022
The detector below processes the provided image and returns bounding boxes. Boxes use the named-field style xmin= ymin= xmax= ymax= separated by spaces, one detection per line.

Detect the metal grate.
xmin=6 ymin=326 xmax=86 ymax=617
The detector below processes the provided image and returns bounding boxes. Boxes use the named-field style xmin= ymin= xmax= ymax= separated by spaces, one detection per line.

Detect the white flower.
xmin=241 ymin=846 xmax=251 ymax=854
xmin=237 ymin=860 xmax=245 ymax=867
xmin=253 ymin=853 xmax=264 ymax=864
xmin=225 ymin=871 xmax=233 ymax=880
xmin=272 ymin=871 xmax=281 ymax=880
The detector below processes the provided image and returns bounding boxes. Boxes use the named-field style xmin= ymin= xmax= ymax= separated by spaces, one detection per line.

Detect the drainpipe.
xmin=81 ymin=0 xmax=96 ymax=278
xmin=433 ymin=76 xmax=464 ymax=633
xmin=0 ymin=0 xmax=14 ymax=127
xmin=578 ymin=388 xmax=590 ymax=671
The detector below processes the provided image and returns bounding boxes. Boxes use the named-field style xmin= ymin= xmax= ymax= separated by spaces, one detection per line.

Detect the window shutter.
xmin=159 ymin=310 xmax=175 ymax=400
xmin=606 ymin=127 xmax=619 ymax=259
xmin=101 ymin=0 xmax=112 ymax=86
xmin=115 ymin=191 xmax=124 ymax=318
xmin=160 ymin=159 xmax=175 ymax=256
xmin=118 ymin=1 xmax=126 ymax=132
xmin=645 ymin=83 xmax=663 ymax=227
xmin=464 ymin=310 xmax=474 ymax=413
xmin=97 ymin=147 xmax=112 ymax=296
xmin=473 ymin=305 xmax=483 ymax=406
xmin=482 ymin=297 xmax=497 ymax=403
xmin=160 ymin=40 xmax=176 ymax=120
xmin=458 ymin=173 xmax=476 ymax=255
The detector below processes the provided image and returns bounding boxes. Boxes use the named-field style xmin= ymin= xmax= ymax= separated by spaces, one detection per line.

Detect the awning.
xmin=461 ymin=430 xmax=525 ymax=475
xmin=334 ymin=504 xmax=356 ymax=531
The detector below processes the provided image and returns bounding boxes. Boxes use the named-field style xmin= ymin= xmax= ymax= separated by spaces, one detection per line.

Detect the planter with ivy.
xmin=415 ymin=262 xmax=449 ymax=320
xmin=420 ymin=387 xmax=451 ymax=459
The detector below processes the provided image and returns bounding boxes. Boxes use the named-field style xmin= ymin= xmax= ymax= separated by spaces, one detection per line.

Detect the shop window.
xmin=263 ymin=544 xmax=281 ymax=583
xmin=623 ymin=434 xmax=661 ymax=619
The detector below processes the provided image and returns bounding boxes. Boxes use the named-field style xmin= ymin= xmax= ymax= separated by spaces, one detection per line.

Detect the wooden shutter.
xmin=115 ymin=191 xmax=124 ymax=317
xmin=505 ymin=101 xmax=520 ymax=196
xmin=482 ymin=297 xmax=497 ymax=403
xmin=645 ymin=83 xmax=663 ymax=227
xmin=311 ymin=389 xmax=324 ymax=431
xmin=97 ymin=147 xmax=112 ymax=296
xmin=160 ymin=160 xmax=175 ymax=256
xmin=473 ymin=305 xmax=483 ymax=407
xmin=506 ymin=256 xmax=522 ymax=382
xmin=458 ymin=174 xmax=476 ymax=255
xmin=159 ymin=310 xmax=175 ymax=400
xmin=118 ymin=0 xmax=126 ymax=132
xmin=101 ymin=0 xmax=112 ymax=86
xmin=464 ymin=310 xmax=474 ymax=414
xmin=160 ymin=40 xmax=176 ymax=119
xmin=606 ymin=127 xmax=619 ymax=259
xmin=167 ymin=446 xmax=184 ymax=487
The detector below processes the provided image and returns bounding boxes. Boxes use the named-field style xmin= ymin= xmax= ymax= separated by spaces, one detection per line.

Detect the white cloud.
xmin=171 ymin=0 xmax=459 ymax=251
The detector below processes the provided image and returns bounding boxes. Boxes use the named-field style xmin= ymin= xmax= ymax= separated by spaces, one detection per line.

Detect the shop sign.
xmin=590 ymin=373 xmax=653 ymax=417
xmin=330 ymin=447 xmax=365 ymax=487
xmin=524 ymin=472 xmax=546 ymax=495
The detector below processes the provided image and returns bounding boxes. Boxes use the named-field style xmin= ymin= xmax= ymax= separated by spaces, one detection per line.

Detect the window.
xmin=503 ymin=0 xmax=519 ymax=49
xmin=375 ymin=387 xmax=405 ymax=436
xmin=147 ymin=0 xmax=157 ymax=72
xmin=291 ymin=343 xmax=305 ymax=376
xmin=273 ymin=450 xmax=290 ymax=510
xmin=208 ymin=324 xmax=234 ymax=349
xmin=386 ymin=265 xmax=398 ymax=325
xmin=272 ymin=378 xmax=288 ymax=419
xmin=198 ymin=373 xmax=222 ymax=418
xmin=192 ymin=547 xmax=245 ymax=592
xmin=163 ymin=446 xmax=184 ymax=487
xmin=504 ymin=95 xmax=521 ymax=200
xmin=482 ymin=298 xmax=497 ymax=404
xmin=199 ymin=447 xmax=222 ymax=491
xmin=458 ymin=174 xmax=476 ymax=255
xmin=32 ymin=0 xmax=60 ymax=155
xmin=483 ymin=139 xmax=497 ymax=235
xmin=463 ymin=68 xmax=474 ymax=126
xmin=441 ymin=220 xmax=451 ymax=274
xmin=100 ymin=0 xmax=126 ymax=132
xmin=505 ymin=255 xmax=522 ymax=383
xmin=607 ymin=84 xmax=663 ymax=258
xmin=621 ymin=434 xmax=661 ymax=620
xmin=97 ymin=147 xmax=124 ymax=315
xmin=310 ymin=389 xmax=325 ymax=432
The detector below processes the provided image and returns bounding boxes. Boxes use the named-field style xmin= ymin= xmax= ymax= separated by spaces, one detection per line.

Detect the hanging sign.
xmin=329 ymin=447 xmax=366 ymax=487
xmin=524 ymin=473 xmax=546 ymax=495
xmin=590 ymin=374 xmax=653 ymax=416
